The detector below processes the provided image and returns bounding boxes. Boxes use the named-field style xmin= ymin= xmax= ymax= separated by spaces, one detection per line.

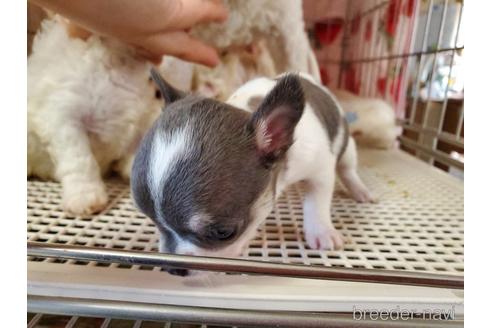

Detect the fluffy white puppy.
xmin=28 ymin=19 xmax=160 ymax=215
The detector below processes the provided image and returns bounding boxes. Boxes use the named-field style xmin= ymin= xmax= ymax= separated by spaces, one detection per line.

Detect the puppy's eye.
xmin=208 ymin=225 xmax=236 ymax=241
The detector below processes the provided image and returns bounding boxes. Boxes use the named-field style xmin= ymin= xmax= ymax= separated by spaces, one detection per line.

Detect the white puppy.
xmin=131 ymin=70 xmax=373 ymax=276
xmin=28 ymin=19 xmax=160 ymax=215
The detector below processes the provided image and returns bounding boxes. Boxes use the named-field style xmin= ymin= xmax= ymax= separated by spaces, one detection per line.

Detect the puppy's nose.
xmin=167 ymin=268 xmax=189 ymax=277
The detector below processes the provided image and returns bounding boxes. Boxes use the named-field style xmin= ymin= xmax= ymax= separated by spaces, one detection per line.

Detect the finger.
xmin=192 ymin=0 xmax=229 ymax=24
xmin=166 ymin=0 xmax=228 ymax=30
xmin=140 ymin=31 xmax=220 ymax=67
xmin=63 ymin=20 xmax=92 ymax=40
xmin=134 ymin=47 xmax=163 ymax=65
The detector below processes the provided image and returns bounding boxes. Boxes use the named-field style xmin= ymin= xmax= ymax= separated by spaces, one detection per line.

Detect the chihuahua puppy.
xmin=131 ymin=69 xmax=373 ymax=276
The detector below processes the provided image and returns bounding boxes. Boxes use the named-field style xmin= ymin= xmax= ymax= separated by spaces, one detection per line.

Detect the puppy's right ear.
xmin=150 ymin=67 xmax=185 ymax=104
xmin=247 ymin=74 xmax=305 ymax=168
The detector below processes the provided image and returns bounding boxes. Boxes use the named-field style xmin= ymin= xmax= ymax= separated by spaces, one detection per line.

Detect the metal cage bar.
xmin=339 ymin=0 xmax=464 ymax=173
xmin=409 ymin=0 xmax=435 ymax=124
xmin=343 ymin=46 xmax=463 ymax=64
xmin=437 ymin=3 xmax=463 ymax=136
xmin=28 ymin=242 xmax=464 ymax=289
xmin=420 ymin=0 xmax=449 ymax=165
xmin=28 ymin=295 xmax=464 ymax=328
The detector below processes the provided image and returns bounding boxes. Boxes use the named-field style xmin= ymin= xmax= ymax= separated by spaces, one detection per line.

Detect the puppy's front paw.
xmin=351 ymin=186 xmax=376 ymax=203
xmin=62 ymin=181 xmax=108 ymax=215
xmin=304 ymin=225 xmax=346 ymax=250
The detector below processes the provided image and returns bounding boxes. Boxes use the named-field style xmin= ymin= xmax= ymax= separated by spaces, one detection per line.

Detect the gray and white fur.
xmin=131 ymin=70 xmax=373 ymax=276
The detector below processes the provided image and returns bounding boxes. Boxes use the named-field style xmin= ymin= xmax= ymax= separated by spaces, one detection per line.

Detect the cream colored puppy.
xmin=28 ymin=19 xmax=160 ymax=215
xmin=333 ymin=90 xmax=400 ymax=149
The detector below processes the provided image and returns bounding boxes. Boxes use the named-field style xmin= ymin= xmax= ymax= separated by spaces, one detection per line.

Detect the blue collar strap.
xmin=345 ymin=111 xmax=358 ymax=124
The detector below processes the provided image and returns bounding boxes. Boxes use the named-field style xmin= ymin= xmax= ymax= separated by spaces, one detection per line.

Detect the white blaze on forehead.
xmin=148 ymin=125 xmax=191 ymax=211
xmin=188 ymin=212 xmax=212 ymax=232
xmin=159 ymin=228 xmax=192 ymax=254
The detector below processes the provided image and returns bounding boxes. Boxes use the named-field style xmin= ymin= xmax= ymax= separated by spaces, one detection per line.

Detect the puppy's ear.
xmin=150 ymin=67 xmax=185 ymax=105
xmin=248 ymin=74 xmax=305 ymax=168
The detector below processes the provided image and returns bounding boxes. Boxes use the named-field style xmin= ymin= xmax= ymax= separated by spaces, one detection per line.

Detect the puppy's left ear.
xmin=150 ymin=67 xmax=185 ymax=105
xmin=248 ymin=74 xmax=305 ymax=168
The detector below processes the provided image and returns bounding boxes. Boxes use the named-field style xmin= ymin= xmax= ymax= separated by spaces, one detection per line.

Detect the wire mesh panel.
xmin=27 ymin=150 xmax=463 ymax=274
xmin=27 ymin=312 xmax=233 ymax=328
xmin=339 ymin=0 xmax=464 ymax=174
xmin=307 ymin=0 xmax=464 ymax=175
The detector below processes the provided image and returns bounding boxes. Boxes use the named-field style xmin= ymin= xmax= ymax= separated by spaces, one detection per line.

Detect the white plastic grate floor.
xmin=27 ymin=313 xmax=241 ymax=328
xmin=27 ymin=149 xmax=464 ymax=274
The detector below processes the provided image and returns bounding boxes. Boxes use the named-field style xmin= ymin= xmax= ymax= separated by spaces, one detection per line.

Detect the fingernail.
xmin=208 ymin=54 xmax=220 ymax=67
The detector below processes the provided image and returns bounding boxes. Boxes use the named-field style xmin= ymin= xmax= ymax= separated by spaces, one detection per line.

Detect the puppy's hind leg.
xmin=48 ymin=124 xmax=108 ymax=215
xmin=337 ymin=137 xmax=374 ymax=203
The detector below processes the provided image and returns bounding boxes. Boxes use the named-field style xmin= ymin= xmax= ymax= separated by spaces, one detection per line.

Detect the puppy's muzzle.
xmin=167 ymin=268 xmax=189 ymax=277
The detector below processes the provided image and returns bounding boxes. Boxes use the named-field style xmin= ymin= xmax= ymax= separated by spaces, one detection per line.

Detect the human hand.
xmin=31 ymin=0 xmax=228 ymax=66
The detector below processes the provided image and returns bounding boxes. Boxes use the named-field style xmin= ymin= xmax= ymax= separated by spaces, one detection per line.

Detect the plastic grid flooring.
xmin=27 ymin=312 xmax=239 ymax=328
xmin=27 ymin=150 xmax=464 ymax=274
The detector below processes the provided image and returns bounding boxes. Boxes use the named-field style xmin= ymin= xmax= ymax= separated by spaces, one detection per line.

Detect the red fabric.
xmin=405 ymin=0 xmax=416 ymax=17
xmin=304 ymin=0 xmax=418 ymax=118
xmin=314 ymin=18 xmax=344 ymax=45
xmin=319 ymin=67 xmax=331 ymax=86
xmin=385 ymin=0 xmax=402 ymax=37
xmin=364 ymin=19 xmax=373 ymax=42
xmin=378 ymin=74 xmax=404 ymax=103
xmin=344 ymin=65 xmax=360 ymax=94
xmin=351 ymin=12 xmax=361 ymax=35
